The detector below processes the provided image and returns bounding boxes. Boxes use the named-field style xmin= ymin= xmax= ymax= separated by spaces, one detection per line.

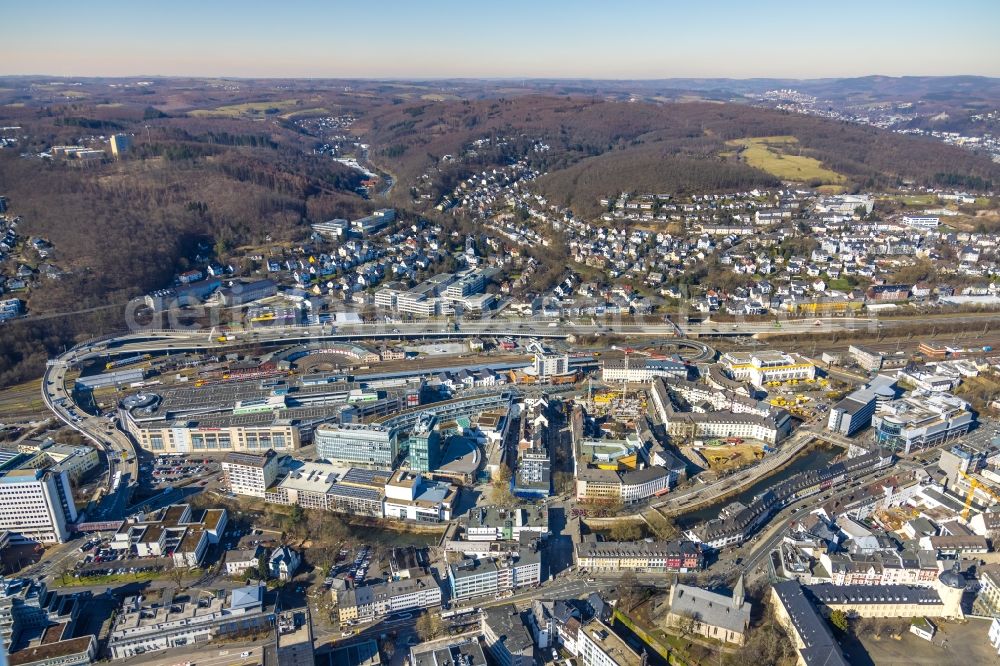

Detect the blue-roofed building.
xmin=229 ymin=585 xmax=264 ymax=612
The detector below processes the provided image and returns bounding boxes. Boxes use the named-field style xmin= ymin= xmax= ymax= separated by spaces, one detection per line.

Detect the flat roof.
xmin=330 ymin=640 xmax=381 ymax=666
xmin=579 ymin=618 xmax=642 ymax=666
xmin=8 ymin=636 xmax=94 ymax=666
xmin=278 ymin=462 xmax=341 ymax=493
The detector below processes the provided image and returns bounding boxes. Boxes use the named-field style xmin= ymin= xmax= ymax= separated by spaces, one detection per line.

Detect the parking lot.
xmin=143 ymin=455 xmax=222 ymax=490
xmin=69 ymin=536 xmax=169 ymax=580
xmin=325 ymin=545 xmax=373 ymax=589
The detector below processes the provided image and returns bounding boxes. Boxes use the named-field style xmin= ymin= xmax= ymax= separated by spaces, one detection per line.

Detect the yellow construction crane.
xmin=960 ymin=471 xmax=1000 ymax=521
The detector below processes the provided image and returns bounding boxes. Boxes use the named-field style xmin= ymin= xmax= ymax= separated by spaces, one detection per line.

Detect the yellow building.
xmin=125 ymin=417 xmax=300 ymax=454
xmin=786 ymin=299 xmax=864 ymax=315
xmin=720 ymin=350 xmax=816 ymax=388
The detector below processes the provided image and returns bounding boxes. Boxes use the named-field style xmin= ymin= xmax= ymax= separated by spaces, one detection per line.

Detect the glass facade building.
xmin=314 ymin=423 xmax=401 ymax=470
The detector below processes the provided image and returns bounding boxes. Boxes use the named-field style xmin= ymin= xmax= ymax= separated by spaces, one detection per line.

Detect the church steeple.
xmin=732 ymin=574 xmax=745 ymax=609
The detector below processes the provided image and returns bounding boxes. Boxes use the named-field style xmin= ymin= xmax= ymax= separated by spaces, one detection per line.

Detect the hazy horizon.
xmin=4 ymin=0 xmax=999 ymax=79
xmin=3 ymin=73 xmax=1000 ymax=82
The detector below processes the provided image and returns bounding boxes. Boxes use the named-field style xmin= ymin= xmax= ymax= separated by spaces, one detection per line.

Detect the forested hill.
xmin=366 ymin=97 xmax=999 ymax=215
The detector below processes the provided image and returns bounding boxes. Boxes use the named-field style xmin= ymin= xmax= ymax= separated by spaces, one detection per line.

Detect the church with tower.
xmin=665 ymin=574 xmax=752 ymax=646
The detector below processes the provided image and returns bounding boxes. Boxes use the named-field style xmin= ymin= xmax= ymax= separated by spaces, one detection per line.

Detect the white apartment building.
xmin=533 ymin=352 xmax=569 ymax=379
xmin=0 ymin=465 xmax=77 ymax=544
xmin=221 ymin=449 xmax=279 ymax=498
xmin=578 ymin=618 xmax=643 ymax=666
xmin=336 ymin=575 xmax=441 ymax=625
xmin=600 ymin=359 xmax=688 ymax=383
xmin=902 ymin=216 xmax=940 ymax=229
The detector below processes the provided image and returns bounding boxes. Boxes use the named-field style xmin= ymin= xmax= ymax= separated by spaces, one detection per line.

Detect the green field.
xmin=878 ymin=193 xmax=937 ymax=206
xmin=190 ymin=99 xmax=303 ymax=118
xmin=726 ymin=136 xmax=846 ymax=185
xmin=279 ymin=107 xmax=333 ymax=120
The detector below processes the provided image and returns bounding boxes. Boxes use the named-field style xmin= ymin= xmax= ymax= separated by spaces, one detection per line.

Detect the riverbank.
xmin=670 ymin=438 xmax=844 ymax=527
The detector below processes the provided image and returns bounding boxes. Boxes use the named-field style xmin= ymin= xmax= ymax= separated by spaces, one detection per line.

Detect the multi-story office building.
xmin=0 ymin=578 xmax=95 ymax=666
xmin=481 ymin=605 xmax=534 ymax=666
xmin=443 ymin=271 xmax=486 ymax=300
xmin=827 ymin=375 xmax=897 ymax=436
xmin=109 ymin=585 xmax=272 ymax=659
xmin=577 ymin=618 xmax=643 ymax=666
xmin=514 ymin=448 xmax=550 ymax=496
xmin=0 ymin=579 xmax=84 ymax=653
xmin=217 ymin=279 xmax=277 ymax=307
xmin=110 ymin=504 xmax=226 ymax=568
xmin=848 ymin=345 xmax=884 ymax=372
xmin=459 ymin=506 xmax=549 ymax=542
xmin=395 ymin=292 xmax=440 ymax=317
xmin=407 ymin=414 xmax=441 ymax=473
xmin=265 ymin=464 xmax=389 ymax=517
xmin=22 ymin=441 xmax=100 ymax=481
xmin=335 ymin=575 xmax=441 ymax=625
xmin=221 ymin=450 xmax=279 ymax=498
xmin=873 ymin=391 xmax=974 ymax=454
xmin=314 ymin=423 xmax=401 ymax=470
xmin=382 ymin=470 xmax=457 ymax=523
xmin=720 ymin=350 xmax=815 ymax=388
xmin=449 ymin=548 xmax=542 ymax=600
xmin=0 ymin=463 xmax=76 ymax=544
xmin=600 ymin=358 xmax=688 ymax=383
xmin=410 ymin=637 xmax=487 ymax=666
xmin=575 ymin=465 xmax=676 ymax=505
xmin=533 ymin=352 xmax=569 ymax=379
xmin=109 ymin=133 xmax=131 ymax=157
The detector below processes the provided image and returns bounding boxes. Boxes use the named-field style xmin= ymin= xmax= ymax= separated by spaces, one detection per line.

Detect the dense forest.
xmin=0 ymin=142 xmax=366 ymax=309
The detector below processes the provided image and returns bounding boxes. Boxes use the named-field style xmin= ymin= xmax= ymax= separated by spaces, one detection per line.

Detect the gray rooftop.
xmin=805 ymin=583 xmax=942 ymax=606
xmin=482 ymin=605 xmax=534 ymax=655
xmin=669 ymin=583 xmax=750 ymax=634
xmin=771 ymin=581 xmax=849 ymax=666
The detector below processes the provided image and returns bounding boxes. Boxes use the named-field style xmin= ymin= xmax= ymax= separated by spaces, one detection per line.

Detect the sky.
xmin=4 ymin=0 xmax=1000 ymax=79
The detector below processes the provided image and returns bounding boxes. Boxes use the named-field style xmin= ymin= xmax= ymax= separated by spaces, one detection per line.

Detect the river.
xmin=674 ymin=443 xmax=845 ymax=528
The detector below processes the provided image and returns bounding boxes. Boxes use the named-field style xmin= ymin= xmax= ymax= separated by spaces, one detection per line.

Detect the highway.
xmin=41 ymin=359 xmax=138 ymax=519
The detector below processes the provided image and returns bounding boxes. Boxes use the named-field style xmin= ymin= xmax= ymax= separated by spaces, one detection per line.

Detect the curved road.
xmin=42 ymin=360 xmax=138 ymax=520
xmin=38 ymin=311 xmax=954 ymax=518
